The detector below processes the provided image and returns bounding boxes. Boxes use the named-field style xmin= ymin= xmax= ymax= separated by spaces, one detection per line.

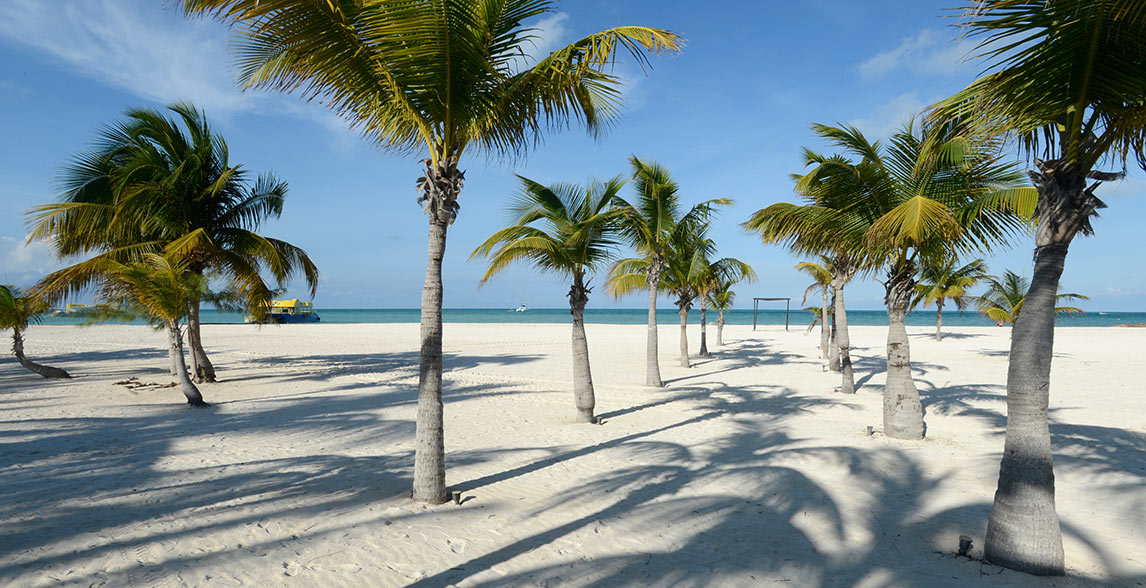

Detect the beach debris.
xmin=113 ymin=376 xmax=177 ymax=390
xmin=958 ymin=535 xmax=973 ymax=557
xmin=866 ymin=426 xmax=874 ymax=436
xmin=452 ymin=490 xmax=462 ymax=505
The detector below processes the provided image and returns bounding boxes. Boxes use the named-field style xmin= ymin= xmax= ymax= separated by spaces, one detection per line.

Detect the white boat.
xmin=514 ymin=304 xmax=528 ymax=312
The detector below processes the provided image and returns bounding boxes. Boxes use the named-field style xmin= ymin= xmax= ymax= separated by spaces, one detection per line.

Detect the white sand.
xmin=1 ymin=321 xmax=1143 ymax=587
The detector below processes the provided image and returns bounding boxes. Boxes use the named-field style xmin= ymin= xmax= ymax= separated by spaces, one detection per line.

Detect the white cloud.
xmin=857 ymin=29 xmax=976 ymax=81
xmin=0 ymin=235 xmax=60 ymax=286
xmin=848 ymin=93 xmax=925 ymax=139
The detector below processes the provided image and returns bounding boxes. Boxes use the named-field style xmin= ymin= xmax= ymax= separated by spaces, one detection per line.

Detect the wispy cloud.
xmin=0 ymin=235 xmax=59 ymax=286
xmin=857 ymin=29 xmax=975 ymax=81
xmin=848 ymin=93 xmax=925 ymax=139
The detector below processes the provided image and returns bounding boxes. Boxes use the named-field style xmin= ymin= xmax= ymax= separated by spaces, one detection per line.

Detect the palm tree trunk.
xmin=883 ymin=265 xmax=923 ymax=440
xmin=698 ymin=296 xmax=710 ymax=356
xmin=11 ymin=326 xmax=70 ymax=379
xmin=167 ymin=327 xmax=179 ymax=376
xmin=828 ymin=288 xmax=840 ymax=372
xmin=831 ymin=274 xmax=854 ymax=392
xmin=412 ymin=157 xmax=461 ymax=505
xmin=936 ymin=299 xmax=944 ymax=342
xmin=568 ymin=275 xmax=595 ymax=423
xmin=678 ymin=305 xmax=690 ymax=368
xmin=820 ymin=287 xmax=831 ymax=359
xmin=983 ymin=165 xmax=1092 ymax=575
xmin=716 ymin=309 xmax=725 ymax=347
xmin=169 ymin=323 xmax=207 ymax=407
xmin=187 ymin=295 xmax=216 ymax=382
xmin=645 ymin=260 xmax=664 ymax=387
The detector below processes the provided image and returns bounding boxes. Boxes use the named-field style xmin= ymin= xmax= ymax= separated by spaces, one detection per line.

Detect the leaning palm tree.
xmin=695 ymin=252 xmax=755 ymax=357
xmin=975 ymin=270 xmax=1087 ymax=327
xmin=472 ymin=175 xmax=625 ymax=423
xmin=795 ymin=258 xmax=833 ymax=360
xmin=181 ymin=0 xmax=681 ymax=504
xmin=28 ymin=103 xmax=319 ymax=382
xmin=748 ymin=121 xmax=1033 ymax=441
xmin=0 ymin=285 xmax=71 ymax=379
xmin=96 ymin=254 xmax=209 ymax=407
xmin=609 ymin=157 xmax=727 ymax=381
xmin=912 ymin=257 xmax=988 ymax=340
xmin=707 ymin=280 xmax=736 ymax=347
xmin=930 ymin=3 xmax=1146 ymax=573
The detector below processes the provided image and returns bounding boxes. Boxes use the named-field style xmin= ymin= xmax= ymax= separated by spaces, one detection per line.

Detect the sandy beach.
xmin=1 ymin=322 xmax=1143 ymax=587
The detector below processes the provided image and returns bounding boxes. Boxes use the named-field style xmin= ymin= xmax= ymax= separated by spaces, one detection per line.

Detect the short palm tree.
xmin=609 ymin=157 xmax=728 ymax=377
xmin=707 ymin=280 xmax=736 ymax=347
xmin=747 ymin=121 xmax=1032 ymax=440
xmin=913 ymin=257 xmax=988 ymax=340
xmin=795 ymin=258 xmax=833 ymax=361
xmin=96 ymin=254 xmax=209 ymax=407
xmin=0 ymin=285 xmax=71 ymax=379
xmin=472 ymin=175 xmax=625 ymax=423
xmin=181 ymin=0 xmax=681 ymax=504
xmin=28 ymin=103 xmax=319 ymax=382
xmin=695 ymin=251 xmax=755 ymax=357
xmin=975 ymin=270 xmax=1087 ymax=327
xmin=930 ymin=3 xmax=1146 ymax=572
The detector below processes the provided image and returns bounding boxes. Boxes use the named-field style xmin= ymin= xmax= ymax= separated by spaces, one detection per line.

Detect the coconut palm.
xmin=795 ymin=258 xmax=833 ymax=360
xmin=695 ymin=252 xmax=755 ymax=357
xmin=912 ymin=257 xmax=988 ymax=340
xmin=0 ymin=285 xmax=71 ymax=379
xmin=28 ymin=103 xmax=319 ymax=382
xmin=95 ymin=254 xmax=209 ymax=407
xmin=707 ymin=280 xmax=736 ymax=347
xmin=747 ymin=121 xmax=1033 ymax=440
xmin=929 ymin=3 xmax=1146 ymax=573
xmin=472 ymin=175 xmax=625 ymax=423
xmin=609 ymin=157 xmax=727 ymax=381
xmin=975 ymin=270 xmax=1088 ymax=327
xmin=181 ymin=0 xmax=680 ymax=504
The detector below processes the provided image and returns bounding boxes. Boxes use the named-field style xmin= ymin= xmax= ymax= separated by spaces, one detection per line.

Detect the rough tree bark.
xmin=11 ymin=326 xmax=70 ymax=379
xmin=169 ymin=323 xmax=207 ymax=407
xmin=820 ymin=286 xmax=831 ymax=359
xmin=716 ymin=308 xmax=725 ymax=347
xmin=985 ymin=162 xmax=1105 ymax=576
xmin=935 ymin=298 xmax=945 ymax=342
xmin=677 ymin=300 xmax=691 ymax=368
xmin=698 ymin=295 xmax=710 ymax=356
xmin=167 ymin=327 xmax=179 ymax=376
xmin=568 ymin=274 xmax=595 ymax=423
xmin=412 ymin=156 xmax=462 ymax=505
xmin=187 ymin=295 xmax=216 ymax=382
xmin=828 ymin=288 xmax=840 ymax=372
xmin=832 ymin=271 xmax=854 ymax=393
xmin=883 ymin=262 xmax=924 ymax=440
xmin=645 ymin=258 xmax=664 ymax=387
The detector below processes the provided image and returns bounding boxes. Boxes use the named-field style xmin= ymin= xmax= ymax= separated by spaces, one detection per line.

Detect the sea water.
xmin=40 ymin=308 xmax=1146 ymax=327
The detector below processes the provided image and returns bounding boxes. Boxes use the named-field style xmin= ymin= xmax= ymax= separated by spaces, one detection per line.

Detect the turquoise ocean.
xmin=40 ymin=308 xmax=1146 ymax=327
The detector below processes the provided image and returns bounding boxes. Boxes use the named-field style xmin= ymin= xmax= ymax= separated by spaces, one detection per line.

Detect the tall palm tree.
xmin=0 ymin=285 xmax=71 ymax=379
xmin=181 ymin=0 xmax=681 ymax=504
xmin=930 ymin=2 xmax=1146 ymax=573
xmin=28 ymin=103 xmax=319 ymax=382
xmin=96 ymin=254 xmax=209 ymax=407
xmin=975 ymin=270 xmax=1088 ymax=327
xmin=472 ymin=175 xmax=625 ymax=423
xmin=795 ymin=258 xmax=833 ymax=360
xmin=609 ymin=157 xmax=726 ymax=381
xmin=707 ymin=280 xmax=735 ymax=347
xmin=695 ymin=251 xmax=755 ymax=357
xmin=912 ymin=257 xmax=988 ymax=340
xmin=747 ymin=121 xmax=1032 ymax=440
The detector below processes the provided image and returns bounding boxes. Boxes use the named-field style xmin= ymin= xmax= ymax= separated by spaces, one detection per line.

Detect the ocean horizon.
xmin=40 ymin=307 xmax=1146 ymax=328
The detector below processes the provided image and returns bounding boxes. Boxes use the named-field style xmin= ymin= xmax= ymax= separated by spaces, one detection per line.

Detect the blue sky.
xmin=1 ymin=0 xmax=1144 ymax=311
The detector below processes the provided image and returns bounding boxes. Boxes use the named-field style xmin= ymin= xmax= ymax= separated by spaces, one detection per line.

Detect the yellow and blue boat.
xmin=247 ymin=299 xmax=321 ymax=324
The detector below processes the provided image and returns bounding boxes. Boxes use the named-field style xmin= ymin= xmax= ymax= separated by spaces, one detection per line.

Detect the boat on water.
xmin=51 ymin=303 xmax=94 ymax=317
xmin=247 ymin=299 xmax=321 ymax=324
xmin=514 ymin=304 xmax=528 ymax=312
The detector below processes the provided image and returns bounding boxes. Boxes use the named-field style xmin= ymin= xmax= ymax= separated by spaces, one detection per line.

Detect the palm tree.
xmin=930 ymin=3 xmax=1146 ymax=573
xmin=912 ymin=257 xmax=988 ymax=340
xmin=96 ymin=254 xmax=209 ymax=407
xmin=747 ymin=121 xmax=1032 ymax=440
xmin=0 ymin=285 xmax=71 ymax=379
xmin=695 ymin=252 xmax=755 ymax=357
xmin=975 ymin=270 xmax=1088 ymax=327
xmin=472 ymin=175 xmax=625 ymax=423
xmin=28 ymin=103 xmax=319 ymax=382
xmin=707 ymin=280 xmax=736 ymax=347
xmin=181 ymin=0 xmax=681 ymax=504
xmin=795 ymin=258 xmax=833 ymax=360
xmin=609 ymin=157 xmax=726 ymax=381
